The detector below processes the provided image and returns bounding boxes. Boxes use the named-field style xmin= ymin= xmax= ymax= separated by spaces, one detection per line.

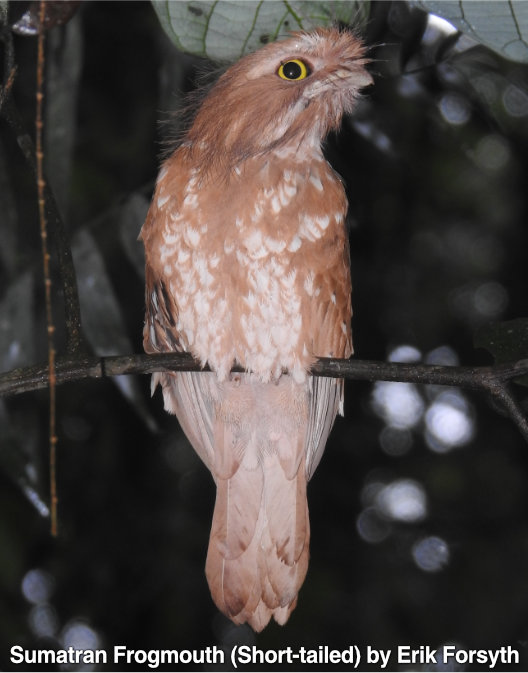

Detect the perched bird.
xmin=141 ymin=27 xmax=371 ymax=631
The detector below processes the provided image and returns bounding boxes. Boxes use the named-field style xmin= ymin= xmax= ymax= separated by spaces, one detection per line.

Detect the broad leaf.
xmin=416 ymin=1 xmax=528 ymax=63
xmin=153 ymin=0 xmax=528 ymax=64
xmin=152 ymin=0 xmax=366 ymax=61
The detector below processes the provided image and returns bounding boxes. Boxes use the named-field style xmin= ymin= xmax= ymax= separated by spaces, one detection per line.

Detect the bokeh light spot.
xmin=356 ymin=507 xmax=391 ymax=544
xmin=372 ymin=381 xmax=425 ymax=429
xmin=439 ymin=93 xmax=471 ymax=125
xmin=473 ymin=135 xmax=511 ymax=172
xmin=61 ymin=620 xmax=101 ymax=671
xmin=21 ymin=568 xmax=54 ymax=605
xmin=412 ymin=536 xmax=450 ymax=572
xmin=425 ymin=390 xmax=474 ymax=452
xmin=29 ymin=604 xmax=59 ymax=638
xmin=474 ymin=281 xmax=508 ymax=317
xmin=376 ymin=479 xmax=427 ymax=522
xmin=388 ymin=344 xmax=422 ymax=363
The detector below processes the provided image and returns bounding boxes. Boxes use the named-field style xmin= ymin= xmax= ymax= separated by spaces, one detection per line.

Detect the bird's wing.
xmin=305 ymin=376 xmax=343 ymax=479
xmin=301 ymin=196 xmax=353 ymax=479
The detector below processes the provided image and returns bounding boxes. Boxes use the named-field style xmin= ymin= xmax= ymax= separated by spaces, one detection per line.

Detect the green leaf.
xmin=475 ymin=318 xmax=528 ymax=386
xmin=416 ymin=0 xmax=528 ymax=63
xmin=152 ymin=0 xmax=367 ymax=61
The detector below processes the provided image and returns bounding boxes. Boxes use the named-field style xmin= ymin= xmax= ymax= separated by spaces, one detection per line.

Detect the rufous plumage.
xmin=141 ymin=27 xmax=371 ymax=631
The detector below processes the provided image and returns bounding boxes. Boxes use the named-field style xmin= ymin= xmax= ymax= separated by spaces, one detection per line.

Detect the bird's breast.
xmin=150 ymin=150 xmax=351 ymax=382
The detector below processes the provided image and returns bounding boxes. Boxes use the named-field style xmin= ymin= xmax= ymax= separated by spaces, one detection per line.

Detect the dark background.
xmin=1 ymin=1 xmax=528 ymax=670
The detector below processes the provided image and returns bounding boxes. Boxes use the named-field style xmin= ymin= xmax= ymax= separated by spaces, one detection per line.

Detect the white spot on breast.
xmin=178 ymin=249 xmax=190 ymax=264
xmin=194 ymin=289 xmax=210 ymax=315
xmin=304 ymin=272 xmax=314 ymax=296
xmin=244 ymin=292 xmax=257 ymax=310
xmin=292 ymin=314 xmax=302 ymax=331
xmin=317 ymin=215 xmax=330 ymax=230
xmin=162 ymin=231 xmax=178 ymax=245
xmin=292 ymin=365 xmax=306 ymax=384
xmin=157 ymin=165 xmax=168 ymax=183
xmin=183 ymin=192 xmax=198 ymax=208
xmin=194 ymin=256 xmax=214 ymax=287
xmin=341 ymin=321 xmax=348 ymax=335
xmin=300 ymin=214 xmax=322 ymax=240
xmin=169 ymin=211 xmax=184 ymax=225
xmin=246 ymin=229 xmax=262 ymax=248
xmin=282 ymin=182 xmax=297 ymax=201
xmin=224 ymin=241 xmax=234 ymax=254
xmin=288 ymin=235 xmax=302 ymax=252
xmin=245 ymin=229 xmax=268 ymax=256
xmin=265 ymin=236 xmax=286 ymax=253
xmin=271 ymin=195 xmax=281 ymax=214
xmin=252 ymin=246 xmax=268 ymax=260
xmin=185 ymin=227 xmax=200 ymax=247
xmin=281 ymin=270 xmax=297 ymax=288
xmin=157 ymin=193 xmax=170 ymax=208
xmin=250 ymin=203 xmax=263 ymax=223
xmin=254 ymin=267 xmax=270 ymax=293
xmin=236 ymin=249 xmax=249 ymax=265
xmin=331 ymin=292 xmax=336 ymax=304
xmin=309 ymin=172 xmax=323 ymax=191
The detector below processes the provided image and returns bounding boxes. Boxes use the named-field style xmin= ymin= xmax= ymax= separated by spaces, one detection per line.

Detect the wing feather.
xmin=305 ymin=376 xmax=343 ymax=479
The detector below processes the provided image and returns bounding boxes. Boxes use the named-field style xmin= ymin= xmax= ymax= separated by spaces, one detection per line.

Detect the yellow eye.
xmin=277 ymin=59 xmax=310 ymax=81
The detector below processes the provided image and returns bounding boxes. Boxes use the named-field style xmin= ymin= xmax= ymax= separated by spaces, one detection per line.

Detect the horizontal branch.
xmin=2 ymin=351 xmax=527 ymax=441
xmin=1 ymin=351 xmax=527 ymax=396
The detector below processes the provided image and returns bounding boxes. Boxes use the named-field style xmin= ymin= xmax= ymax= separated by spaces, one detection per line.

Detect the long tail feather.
xmin=206 ymin=451 xmax=309 ymax=631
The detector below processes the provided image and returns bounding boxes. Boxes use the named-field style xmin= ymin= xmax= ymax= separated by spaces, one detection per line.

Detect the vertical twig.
xmin=36 ymin=0 xmax=58 ymax=536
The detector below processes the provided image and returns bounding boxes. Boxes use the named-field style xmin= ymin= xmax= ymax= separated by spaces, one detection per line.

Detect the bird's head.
xmin=185 ymin=27 xmax=372 ymax=174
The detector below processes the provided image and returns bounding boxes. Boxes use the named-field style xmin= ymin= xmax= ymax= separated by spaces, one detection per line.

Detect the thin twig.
xmin=0 ymin=64 xmax=17 ymax=113
xmin=0 ymin=97 xmax=85 ymax=355
xmin=481 ymin=380 xmax=528 ymax=443
xmin=0 ymin=3 xmax=17 ymax=114
xmin=36 ymin=1 xmax=58 ymax=537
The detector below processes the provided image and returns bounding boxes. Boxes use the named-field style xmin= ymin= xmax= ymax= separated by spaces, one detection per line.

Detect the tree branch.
xmin=481 ymin=379 xmax=528 ymax=443
xmin=0 ymin=352 xmax=524 ymax=391
xmin=1 ymin=353 xmax=527 ymax=440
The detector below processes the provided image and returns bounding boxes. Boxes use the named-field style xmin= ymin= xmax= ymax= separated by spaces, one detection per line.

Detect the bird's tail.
xmin=155 ymin=370 xmax=313 ymax=631
xmin=205 ymin=447 xmax=310 ymax=632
